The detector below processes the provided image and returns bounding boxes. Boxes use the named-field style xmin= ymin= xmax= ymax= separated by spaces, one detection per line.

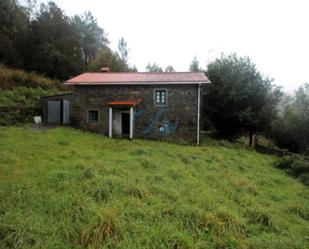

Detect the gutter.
xmin=64 ymin=81 xmax=210 ymax=86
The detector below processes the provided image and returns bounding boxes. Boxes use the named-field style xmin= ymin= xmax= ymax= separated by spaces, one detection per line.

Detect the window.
xmin=155 ymin=90 xmax=167 ymax=105
xmin=88 ymin=110 xmax=99 ymax=123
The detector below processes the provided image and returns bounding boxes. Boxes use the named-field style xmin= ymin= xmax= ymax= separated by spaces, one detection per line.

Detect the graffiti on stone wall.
xmin=134 ymin=108 xmax=179 ymax=135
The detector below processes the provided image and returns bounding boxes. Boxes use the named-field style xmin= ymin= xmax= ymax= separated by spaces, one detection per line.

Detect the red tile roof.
xmin=107 ymin=100 xmax=140 ymax=106
xmin=65 ymin=72 xmax=210 ymax=85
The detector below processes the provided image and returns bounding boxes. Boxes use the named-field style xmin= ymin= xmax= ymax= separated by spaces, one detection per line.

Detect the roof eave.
xmin=64 ymin=81 xmax=210 ymax=86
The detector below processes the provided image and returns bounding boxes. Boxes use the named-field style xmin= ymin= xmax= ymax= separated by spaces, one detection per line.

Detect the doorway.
xmin=47 ymin=100 xmax=70 ymax=124
xmin=121 ymin=112 xmax=130 ymax=136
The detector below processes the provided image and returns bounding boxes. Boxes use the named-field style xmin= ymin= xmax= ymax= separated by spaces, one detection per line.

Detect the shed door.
xmin=47 ymin=100 xmax=61 ymax=123
xmin=62 ymin=100 xmax=70 ymax=124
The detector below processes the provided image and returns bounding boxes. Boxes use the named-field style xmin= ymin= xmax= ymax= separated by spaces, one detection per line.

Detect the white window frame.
xmin=154 ymin=89 xmax=168 ymax=106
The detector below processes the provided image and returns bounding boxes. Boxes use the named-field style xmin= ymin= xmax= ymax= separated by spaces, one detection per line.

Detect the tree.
xmin=205 ymin=53 xmax=282 ymax=146
xmin=269 ymin=83 xmax=309 ymax=154
xmin=118 ymin=37 xmax=129 ymax=63
xmin=0 ymin=0 xmax=134 ymax=78
xmin=146 ymin=63 xmax=163 ymax=72
xmin=189 ymin=56 xmax=200 ymax=72
xmin=0 ymin=0 xmax=29 ymax=67
xmin=88 ymin=46 xmax=130 ymax=72
xmin=72 ymin=12 xmax=108 ymax=70
xmin=25 ymin=1 xmax=83 ymax=80
xmin=165 ymin=65 xmax=175 ymax=72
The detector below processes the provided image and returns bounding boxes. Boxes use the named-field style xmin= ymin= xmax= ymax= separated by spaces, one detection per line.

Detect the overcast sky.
xmin=46 ymin=0 xmax=308 ymax=92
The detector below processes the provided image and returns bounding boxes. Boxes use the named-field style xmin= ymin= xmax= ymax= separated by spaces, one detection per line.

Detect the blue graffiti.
xmin=134 ymin=108 xmax=179 ymax=135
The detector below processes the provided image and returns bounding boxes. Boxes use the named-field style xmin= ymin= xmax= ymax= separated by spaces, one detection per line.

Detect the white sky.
xmin=45 ymin=0 xmax=308 ymax=92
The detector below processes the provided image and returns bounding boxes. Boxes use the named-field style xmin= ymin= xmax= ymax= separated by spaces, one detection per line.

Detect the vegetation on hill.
xmin=0 ymin=127 xmax=308 ymax=249
xmin=0 ymin=65 xmax=64 ymax=107
xmin=205 ymin=54 xmax=282 ymax=146
xmin=0 ymin=1 xmax=134 ymax=80
xmin=268 ymin=83 xmax=309 ymax=155
xmin=274 ymin=156 xmax=309 ymax=186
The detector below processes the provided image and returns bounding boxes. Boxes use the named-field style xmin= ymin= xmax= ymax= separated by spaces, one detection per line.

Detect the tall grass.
xmin=0 ymin=65 xmax=70 ymax=108
xmin=0 ymin=127 xmax=308 ymax=249
xmin=0 ymin=86 xmax=60 ymax=107
xmin=0 ymin=65 xmax=62 ymax=90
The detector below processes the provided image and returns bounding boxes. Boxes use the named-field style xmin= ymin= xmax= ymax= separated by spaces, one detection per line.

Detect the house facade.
xmin=41 ymin=71 xmax=210 ymax=144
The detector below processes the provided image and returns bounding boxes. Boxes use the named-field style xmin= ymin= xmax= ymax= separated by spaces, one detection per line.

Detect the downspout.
xmin=130 ymin=107 xmax=134 ymax=139
xmin=109 ymin=107 xmax=112 ymax=138
xmin=197 ymin=83 xmax=201 ymax=145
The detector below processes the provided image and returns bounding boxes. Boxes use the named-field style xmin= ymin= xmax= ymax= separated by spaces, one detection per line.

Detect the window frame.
xmin=154 ymin=89 xmax=168 ymax=106
xmin=87 ymin=109 xmax=100 ymax=124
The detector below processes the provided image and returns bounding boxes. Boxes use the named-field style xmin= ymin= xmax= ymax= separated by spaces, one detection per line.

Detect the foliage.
xmin=0 ymin=0 xmax=29 ymax=68
xmin=0 ymin=87 xmax=59 ymax=107
xmin=0 ymin=64 xmax=62 ymax=90
xmin=189 ymin=56 xmax=200 ymax=72
xmin=146 ymin=62 xmax=163 ymax=72
xmin=72 ymin=11 xmax=109 ymax=71
xmin=25 ymin=2 xmax=84 ymax=80
xmin=0 ymin=106 xmax=41 ymax=126
xmin=0 ymin=64 xmax=66 ymax=109
xmin=117 ymin=37 xmax=129 ymax=63
xmin=274 ymin=156 xmax=309 ymax=185
xmin=0 ymin=1 xmax=132 ymax=80
xmin=165 ymin=65 xmax=175 ymax=72
xmin=0 ymin=127 xmax=308 ymax=248
xmin=269 ymin=83 xmax=309 ymax=154
xmin=88 ymin=46 xmax=134 ymax=72
xmin=205 ymin=53 xmax=282 ymax=144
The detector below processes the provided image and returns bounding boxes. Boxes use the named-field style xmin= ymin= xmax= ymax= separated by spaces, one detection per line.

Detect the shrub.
xmin=299 ymin=173 xmax=309 ymax=186
xmin=274 ymin=156 xmax=309 ymax=185
xmin=0 ymin=64 xmax=64 ymax=90
xmin=0 ymin=106 xmax=41 ymax=125
xmin=0 ymin=87 xmax=62 ymax=107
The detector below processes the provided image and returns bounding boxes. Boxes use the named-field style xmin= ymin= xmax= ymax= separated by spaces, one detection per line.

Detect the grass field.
xmin=0 ymin=126 xmax=308 ymax=249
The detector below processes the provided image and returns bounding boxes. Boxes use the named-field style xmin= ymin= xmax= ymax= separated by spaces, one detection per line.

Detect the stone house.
xmin=41 ymin=71 xmax=210 ymax=144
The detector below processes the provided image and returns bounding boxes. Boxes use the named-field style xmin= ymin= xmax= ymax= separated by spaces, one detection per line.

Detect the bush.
xmin=0 ymin=87 xmax=61 ymax=107
xmin=299 ymin=173 xmax=309 ymax=186
xmin=274 ymin=156 xmax=309 ymax=185
xmin=0 ymin=64 xmax=64 ymax=90
xmin=0 ymin=106 xmax=41 ymax=125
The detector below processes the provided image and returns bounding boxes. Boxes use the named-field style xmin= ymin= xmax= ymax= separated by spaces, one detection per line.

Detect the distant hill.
xmin=0 ymin=127 xmax=308 ymax=248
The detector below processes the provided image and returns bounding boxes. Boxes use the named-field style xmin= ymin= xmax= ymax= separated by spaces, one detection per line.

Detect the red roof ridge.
xmin=82 ymin=71 xmax=204 ymax=74
xmin=65 ymin=71 xmax=210 ymax=85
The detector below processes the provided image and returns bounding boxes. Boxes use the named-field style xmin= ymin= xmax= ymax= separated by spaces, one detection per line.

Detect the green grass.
xmin=0 ymin=126 xmax=308 ymax=249
xmin=0 ymin=86 xmax=61 ymax=107
xmin=0 ymin=65 xmax=69 ymax=107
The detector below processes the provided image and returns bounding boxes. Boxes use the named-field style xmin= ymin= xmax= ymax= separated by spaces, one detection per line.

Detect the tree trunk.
xmin=249 ymin=131 xmax=254 ymax=147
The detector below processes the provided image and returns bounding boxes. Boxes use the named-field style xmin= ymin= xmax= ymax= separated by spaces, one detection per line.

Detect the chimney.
xmin=100 ymin=67 xmax=110 ymax=72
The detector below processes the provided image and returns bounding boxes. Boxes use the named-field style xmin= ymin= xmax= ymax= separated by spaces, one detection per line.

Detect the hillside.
xmin=0 ymin=126 xmax=308 ymax=249
xmin=0 ymin=65 xmax=67 ymax=107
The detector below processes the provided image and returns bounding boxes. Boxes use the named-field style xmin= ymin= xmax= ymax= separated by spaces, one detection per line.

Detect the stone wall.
xmin=72 ymin=84 xmax=199 ymax=144
xmin=0 ymin=106 xmax=41 ymax=125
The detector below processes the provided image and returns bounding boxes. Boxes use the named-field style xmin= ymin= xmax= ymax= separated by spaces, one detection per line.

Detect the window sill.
xmin=154 ymin=104 xmax=167 ymax=107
